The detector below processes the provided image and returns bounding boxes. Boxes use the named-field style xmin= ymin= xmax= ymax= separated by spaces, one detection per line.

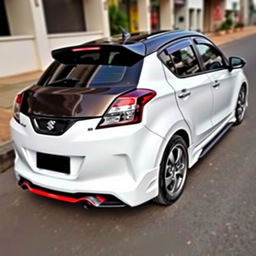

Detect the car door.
xmin=159 ymin=39 xmax=214 ymax=146
xmin=193 ymin=37 xmax=237 ymax=127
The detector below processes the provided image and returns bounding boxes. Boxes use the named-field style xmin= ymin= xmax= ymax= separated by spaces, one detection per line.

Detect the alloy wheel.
xmin=164 ymin=144 xmax=187 ymax=198
xmin=236 ymin=87 xmax=246 ymax=123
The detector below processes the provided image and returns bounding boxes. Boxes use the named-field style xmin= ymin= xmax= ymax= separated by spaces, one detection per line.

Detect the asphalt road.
xmin=1 ymin=35 xmax=256 ymax=256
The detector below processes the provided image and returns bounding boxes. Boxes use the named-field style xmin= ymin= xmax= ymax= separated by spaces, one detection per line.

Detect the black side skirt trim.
xmin=199 ymin=122 xmax=234 ymax=159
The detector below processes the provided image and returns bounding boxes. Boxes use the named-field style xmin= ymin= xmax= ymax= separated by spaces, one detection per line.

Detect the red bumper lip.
xmin=20 ymin=182 xmax=105 ymax=207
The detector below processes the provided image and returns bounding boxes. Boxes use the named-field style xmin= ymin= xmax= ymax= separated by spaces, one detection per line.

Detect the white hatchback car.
xmin=11 ymin=30 xmax=248 ymax=207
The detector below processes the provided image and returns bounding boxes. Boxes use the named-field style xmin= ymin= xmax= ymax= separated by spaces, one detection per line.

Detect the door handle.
xmin=178 ymin=90 xmax=191 ymax=99
xmin=213 ymin=81 xmax=220 ymax=88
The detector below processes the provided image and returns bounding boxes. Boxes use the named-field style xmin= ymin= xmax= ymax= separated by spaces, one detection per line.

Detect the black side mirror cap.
xmin=228 ymin=56 xmax=246 ymax=71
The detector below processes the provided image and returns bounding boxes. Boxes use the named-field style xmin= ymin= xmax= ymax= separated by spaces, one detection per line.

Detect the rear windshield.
xmin=38 ymin=48 xmax=143 ymax=88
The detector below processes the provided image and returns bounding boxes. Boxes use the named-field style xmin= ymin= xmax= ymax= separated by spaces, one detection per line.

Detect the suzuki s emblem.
xmin=46 ymin=120 xmax=56 ymax=131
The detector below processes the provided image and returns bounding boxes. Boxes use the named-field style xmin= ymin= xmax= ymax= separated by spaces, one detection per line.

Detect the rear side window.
xmin=38 ymin=47 xmax=143 ymax=88
xmin=170 ymin=46 xmax=200 ymax=76
xmin=159 ymin=40 xmax=201 ymax=77
xmin=196 ymin=44 xmax=224 ymax=71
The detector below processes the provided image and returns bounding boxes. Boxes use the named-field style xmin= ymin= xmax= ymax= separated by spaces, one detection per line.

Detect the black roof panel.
xmin=90 ymin=30 xmax=202 ymax=55
xmin=142 ymin=30 xmax=202 ymax=55
xmin=53 ymin=30 xmax=203 ymax=57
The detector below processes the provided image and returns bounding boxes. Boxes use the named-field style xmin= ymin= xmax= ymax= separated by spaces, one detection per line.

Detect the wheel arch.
xmin=173 ymin=129 xmax=190 ymax=147
xmin=155 ymin=122 xmax=192 ymax=168
xmin=234 ymin=80 xmax=249 ymax=110
xmin=240 ymin=81 xmax=248 ymax=94
xmin=237 ymin=74 xmax=249 ymax=104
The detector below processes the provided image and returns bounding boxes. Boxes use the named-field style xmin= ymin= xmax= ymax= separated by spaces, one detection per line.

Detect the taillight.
xmin=97 ymin=89 xmax=156 ymax=128
xmin=13 ymin=93 xmax=23 ymax=123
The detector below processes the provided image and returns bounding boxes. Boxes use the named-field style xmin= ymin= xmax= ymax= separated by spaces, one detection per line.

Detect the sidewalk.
xmin=1 ymin=26 xmax=256 ymax=143
xmin=0 ymin=72 xmax=41 ymax=172
xmin=0 ymin=71 xmax=42 ymax=143
xmin=207 ymin=26 xmax=256 ymax=46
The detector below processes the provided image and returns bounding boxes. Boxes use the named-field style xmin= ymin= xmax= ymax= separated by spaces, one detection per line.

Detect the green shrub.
xmin=108 ymin=5 xmax=128 ymax=35
xmin=219 ymin=17 xmax=235 ymax=31
xmin=219 ymin=21 xmax=229 ymax=31
xmin=234 ymin=22 xmax=245 ymax=29
xmin=225 ymin=17 xmax=234 ymax=29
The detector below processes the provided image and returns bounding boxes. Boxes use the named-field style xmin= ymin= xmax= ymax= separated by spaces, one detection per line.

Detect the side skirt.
xmin=199 ymin=122 xmax=234 ymax=159
xmin=188 ymin=112 xmax=236 ymax=168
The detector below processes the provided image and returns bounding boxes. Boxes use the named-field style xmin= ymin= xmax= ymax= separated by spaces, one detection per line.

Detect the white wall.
xmin=197 ymin=9 xmax=203 ymax=31
xmin=29 ymin=0 xmax=52 ymax=70
xmin=0 ymin=37 xmax=39 ymax=77
xmin=241 ymin=0 xmax=249 ymax=24
xmin=48 ymin=32 xmax=104 ymax=51
xmin=160 ymin=0 xmax=174 ymax=30
xmin=0 ymin=31 xmax=104 ymax=78
xmin=83 ymin=0 xmax=110 ymax=37
xmin=225 ymin=0 xmax=240 ymax=11
xmin=186 ymin=0 xmax=203 ymax=31
xmin=174 ymin=5 xmax=188 ymax=30
xmin=138 ymin=0 xmax=151 ymax=31
xmin=187 ymin=0 xmax=203 ymax=9
xmin=0 ymin=0 xmax=110 ymax=78
xmin=5 ymin=0 xmax=34 ymax=35
xmin=84 ymin=0 xmax=103 ymax=31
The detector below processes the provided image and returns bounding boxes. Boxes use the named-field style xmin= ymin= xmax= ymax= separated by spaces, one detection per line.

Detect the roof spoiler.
xmin=52 ymin=43 xmax=146 ymax=65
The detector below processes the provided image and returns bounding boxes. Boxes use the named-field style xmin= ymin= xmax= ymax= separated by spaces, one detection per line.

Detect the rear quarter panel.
xmin=137 ymin=53 xmax=191 ymax=166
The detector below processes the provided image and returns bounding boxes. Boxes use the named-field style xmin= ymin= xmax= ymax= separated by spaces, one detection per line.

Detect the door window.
xmin=159 ymin=41 xmax=201 ymax=77
xmin=196 ymin=44 xmax=224 ymax=71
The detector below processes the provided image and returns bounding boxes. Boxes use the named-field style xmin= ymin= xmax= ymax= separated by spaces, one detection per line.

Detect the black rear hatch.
xmin=21 ymin=44 xmax=145 ymax=118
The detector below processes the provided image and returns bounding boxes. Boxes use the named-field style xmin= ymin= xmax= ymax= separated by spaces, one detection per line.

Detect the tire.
xmin=154 ymin=135 xmax=188 ymax=206
xmin=234 ymin=85 xmax=247 ymax=126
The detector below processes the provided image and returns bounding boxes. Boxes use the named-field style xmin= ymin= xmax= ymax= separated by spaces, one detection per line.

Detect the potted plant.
xmin=225 ymin=17 xmax=234 ymax=34
xmin=236 ymin=22 xmax=245 ymax=31
xmin=108 ymin=4 xmax=128 ymax=36
xmin=218 ymin=21 xmax=229 ymax=35
xmin=234 ymin=23 xmax=239 ymax=32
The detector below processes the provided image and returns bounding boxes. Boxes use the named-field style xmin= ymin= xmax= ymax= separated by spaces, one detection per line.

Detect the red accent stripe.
xmin=71 ymin=47 xmax=101 ymax=52
xmin=21 ymin=182 xmax=98 ymax=206
xmin=95 ymin=195 xmax=107 ymax=203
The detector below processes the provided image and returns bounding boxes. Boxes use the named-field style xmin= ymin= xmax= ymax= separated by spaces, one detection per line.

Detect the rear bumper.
xmin=19 ymin=178 xmax=126 ymax=207
xmin=11 ymin=114 xmax=163 ymax=207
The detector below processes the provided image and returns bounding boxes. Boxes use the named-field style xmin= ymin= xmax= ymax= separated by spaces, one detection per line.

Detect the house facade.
xmin=0 ymin=0 xmax=109 ymax=77
xmin=0 ymin=0 xmax=250 ymax=78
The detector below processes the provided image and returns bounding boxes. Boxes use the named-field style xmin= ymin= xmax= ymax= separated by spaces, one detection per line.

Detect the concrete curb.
xmin=0 ymin=140 xmax=14 ymax=173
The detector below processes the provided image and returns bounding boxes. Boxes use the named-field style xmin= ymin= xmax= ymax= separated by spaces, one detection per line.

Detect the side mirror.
xmin=229 ymin=57 xmax=246 ymax=71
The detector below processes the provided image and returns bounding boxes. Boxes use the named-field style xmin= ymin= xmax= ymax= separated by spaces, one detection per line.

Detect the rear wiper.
xmin=47 ymin=78 xmax=80 ymax=87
